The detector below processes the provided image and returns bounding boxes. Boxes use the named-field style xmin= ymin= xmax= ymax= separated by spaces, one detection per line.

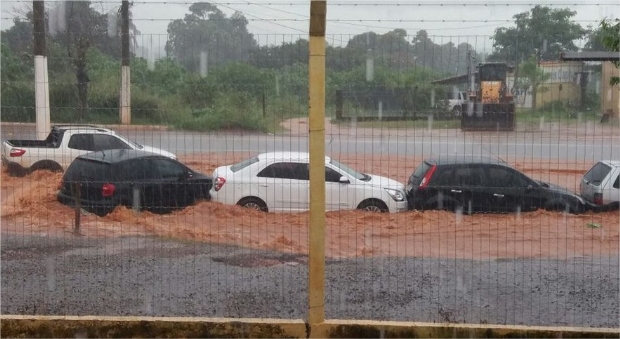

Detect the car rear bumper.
xmin=209 ymin=188 xmax=235 ymax=206
xmin=57 ymin=191 xmax=118 ymax=216
xmin=406 ymin=192 xmax=423 ymax=210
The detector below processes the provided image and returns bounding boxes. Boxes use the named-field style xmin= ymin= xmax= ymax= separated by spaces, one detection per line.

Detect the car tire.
xmin=31 ymin=160 xmax=63 ymax=173
xmin=237 ymin=197 xmax=268 ymax=212
xmin=6 ymin=163 xmax=28 ymax=177
xmin=357 ymin=199 xmax=388 ymax=212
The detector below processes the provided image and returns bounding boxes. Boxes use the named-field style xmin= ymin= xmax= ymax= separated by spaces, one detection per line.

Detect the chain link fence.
xmin=1 ymin=0 xmax=619 ymax=328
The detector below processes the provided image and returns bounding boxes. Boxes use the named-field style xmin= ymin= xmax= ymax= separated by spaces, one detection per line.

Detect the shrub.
xmin=1 ymin=82 xmax=35 ymax=122
xmin=539 ymin=100 xmax=566 ymax=112
xmin=173 ymin=92 xmax=267 ymax=132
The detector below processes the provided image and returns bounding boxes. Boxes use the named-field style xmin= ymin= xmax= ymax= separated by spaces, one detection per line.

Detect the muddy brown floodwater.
xmin=1 ymin=153 xmax=618 ymax=260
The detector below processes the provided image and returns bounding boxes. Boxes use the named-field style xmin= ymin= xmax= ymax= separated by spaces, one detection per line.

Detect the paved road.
xmin=1 ymin=233 xmax=618 ymax=328
xmin=2 ymin=125 xmax=619 ymax=161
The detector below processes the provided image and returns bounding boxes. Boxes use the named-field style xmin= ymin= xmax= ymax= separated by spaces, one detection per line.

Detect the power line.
xmin=213 ymin=2 xmax=306 ymax=33
xmin=240 ymin=1 xmax=307 ymax=17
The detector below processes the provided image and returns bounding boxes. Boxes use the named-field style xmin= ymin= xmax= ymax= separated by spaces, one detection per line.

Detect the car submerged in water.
xmin=406 ymin=156 xmax=591 ymax=214
xmin=210 ymin=152 xmax=408 ymax=213
xmin=580 ymin=160 xmax=620 ymax=212
xmin=57 ymin=149 xmax=212 ymax=216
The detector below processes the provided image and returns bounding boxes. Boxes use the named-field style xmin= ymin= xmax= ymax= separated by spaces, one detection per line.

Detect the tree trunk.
xmin=531 ymin=86 xmax=537 ymax=111
xmin=75 ymin=39 xmax=90 ymax=121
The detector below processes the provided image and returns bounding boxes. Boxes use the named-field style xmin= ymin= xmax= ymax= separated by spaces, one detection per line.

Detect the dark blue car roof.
xmin=77 ymin=149 xmax=166 ymax=164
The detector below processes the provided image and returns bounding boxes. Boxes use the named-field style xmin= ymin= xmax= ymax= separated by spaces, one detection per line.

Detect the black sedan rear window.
xmin=64 ymin=159 xmax=113 ymax=181
xmin=409 ymin=161 xmax=432 ymax=185
xmin=413 ymin=161 xmax=431 ymax=178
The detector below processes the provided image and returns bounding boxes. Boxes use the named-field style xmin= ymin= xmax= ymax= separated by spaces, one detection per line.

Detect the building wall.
xmin=601 ymin=61 xmax=620 ymax=116
xmin=536 ymin=61 xmax=584 ymax=109
xmin=536 ymin=82 xmax=582 ymax=109
xmin=506 ymin=61 xmax=584 ymax=110
xmin=506 ymin=76 xmax=531 ymax=108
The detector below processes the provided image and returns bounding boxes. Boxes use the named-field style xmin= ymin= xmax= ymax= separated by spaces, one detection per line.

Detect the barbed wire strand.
xmin=2 ymin=0 xmax=618 ymax=6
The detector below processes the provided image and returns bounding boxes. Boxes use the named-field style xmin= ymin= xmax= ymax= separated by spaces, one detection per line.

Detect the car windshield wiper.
xmin=362 ymin=174 xmax=371 ymax=181
xmin=126 ymin=139 xmax=143 ymax=149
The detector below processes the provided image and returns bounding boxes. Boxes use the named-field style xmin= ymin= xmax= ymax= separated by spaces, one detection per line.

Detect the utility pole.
xmin=120 ymin=0 xmax=131 ymax=124
xmin=33 ymin=0 xmax=51 ymax=140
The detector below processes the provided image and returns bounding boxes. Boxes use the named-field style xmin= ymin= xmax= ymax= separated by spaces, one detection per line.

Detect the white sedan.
xmin=210 ymin=152 xmax=408 ymax=213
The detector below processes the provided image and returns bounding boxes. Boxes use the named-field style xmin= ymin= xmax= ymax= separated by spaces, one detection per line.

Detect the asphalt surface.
xmin=2 ymin=233 xmax=618 ymax=328
xmin=2 ymin=124 xmax=619 ymax=161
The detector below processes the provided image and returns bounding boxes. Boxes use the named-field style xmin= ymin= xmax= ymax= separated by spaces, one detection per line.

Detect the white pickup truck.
xmin=2 ymin=124 xmax=176 ymax=176
xmin=446 ymin=91 xmax=467 ymax=117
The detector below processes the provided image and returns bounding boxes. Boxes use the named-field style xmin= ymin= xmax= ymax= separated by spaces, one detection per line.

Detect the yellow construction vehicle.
xmin=460 ymin=62 xmax=516 ymax=131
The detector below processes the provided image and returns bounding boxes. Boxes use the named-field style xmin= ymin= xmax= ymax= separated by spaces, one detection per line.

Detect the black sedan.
xmin=57 ymin=149 xmax=212 ymax=216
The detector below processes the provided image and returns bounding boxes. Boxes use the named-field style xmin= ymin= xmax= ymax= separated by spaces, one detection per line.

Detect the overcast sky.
xmin=2 ymin=0 xmax=618 ymax=54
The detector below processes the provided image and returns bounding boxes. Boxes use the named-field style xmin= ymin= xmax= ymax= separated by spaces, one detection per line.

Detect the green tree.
xmin=0 ymin=18 xmax=33 ymax=58
xmin=1 ymin=1 xmax=129 ymax=121
xmin=583 ymin=25 xmax=608 ymax=52
xmin=165 ymin=2 xmax=257 ymax=72
xmin=411 ymin=30 xmax=477 ymax=75
xmin=132 ymin=57 xmax=189 ymax=95
xmin=343 ymin=30 xmax=416 ymax=71
xmin=1 ymin=42 xmax=35 ymax=122
xmin=1 ymin=2 xmax=138 ymax=70
xmin=59 ymin=2 xmax=108 ymax=120
xmin=517 ymin=55 xmax=551 ymax=110
xmin=489 ymin=5 xmax=586 ymax=63
xmin=47 ymin=1 xmax=135 ymax=121
xmin=250 ymin=38 xmax=308 ymax=69
xmin=600 ymin=19 xmax=619 ymax=86
xmin=0 ymin=42 xmax=32 ymax=82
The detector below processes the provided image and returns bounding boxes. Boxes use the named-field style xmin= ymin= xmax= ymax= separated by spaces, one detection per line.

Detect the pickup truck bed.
xmin=4 ymin=139 xmax=57 ymax=148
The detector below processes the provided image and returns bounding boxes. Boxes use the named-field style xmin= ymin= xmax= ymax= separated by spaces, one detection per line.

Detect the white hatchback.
xmin=580 ymin=160 xmax=620 ymax=211
xmin=210 ymin=152 xmax=408 ymax=213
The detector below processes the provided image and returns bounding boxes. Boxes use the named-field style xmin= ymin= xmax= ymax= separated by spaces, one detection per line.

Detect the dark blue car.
xmin=57 ymin=149 xmax=212 ymax=216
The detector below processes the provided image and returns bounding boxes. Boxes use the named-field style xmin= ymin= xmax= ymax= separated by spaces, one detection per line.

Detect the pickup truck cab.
xmin=447 ymin=91 xmax=467 ymax=117
xmin=2 ymin=124 xmax=176 ymax=176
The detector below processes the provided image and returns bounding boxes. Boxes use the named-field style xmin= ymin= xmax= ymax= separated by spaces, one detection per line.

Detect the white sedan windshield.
xmin=329 ymin=159 xmax=369 ymax=181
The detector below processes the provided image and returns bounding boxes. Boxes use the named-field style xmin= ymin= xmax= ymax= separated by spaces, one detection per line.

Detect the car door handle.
xmin=450 ymin=189 xmax=462 ymax=193
xmin=494 ymin=194 xmax=505 ymax=198
xmin=259 ymin=184 xmax=269 ymax=187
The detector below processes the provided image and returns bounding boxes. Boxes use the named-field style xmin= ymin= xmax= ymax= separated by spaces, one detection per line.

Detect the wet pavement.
xmin=2 ymin=233 xmax=618 ymax=328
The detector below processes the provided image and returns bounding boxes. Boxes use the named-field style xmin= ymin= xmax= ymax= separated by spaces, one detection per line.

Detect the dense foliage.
xmin=488 ymin=5 xmax=586 ymax=62
xmin=1 ymin=2 xmax=602 ymax=130
xmin=600 ymin=19 xmax=620 ymax=86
